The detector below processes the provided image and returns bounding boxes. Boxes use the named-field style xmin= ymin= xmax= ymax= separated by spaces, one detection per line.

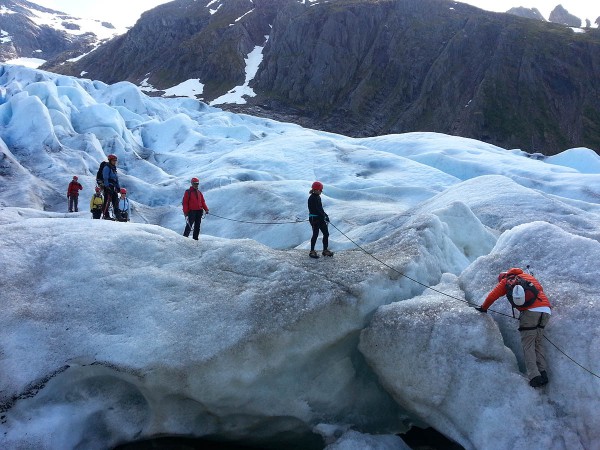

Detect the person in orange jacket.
xmin=67 ymin=176 xmax=83 ymax=212
xmin=475 ymin=267 xmax=552 ymax=388
xmin=182 ymin=177 xmax=209 ymax=240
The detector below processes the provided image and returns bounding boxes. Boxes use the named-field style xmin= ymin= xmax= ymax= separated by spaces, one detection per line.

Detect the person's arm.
xmin=316 ymin=197 xmax=327 ymax=220
xmin=103 ymin=166 xmax=110 ymax=187
xmin=182 ymin=191 xmax=189 ymax=215
xmin=200 ymin=192 xmax=209 ymax=213
xmin=480 ymin=282 xmax=507 ymax=311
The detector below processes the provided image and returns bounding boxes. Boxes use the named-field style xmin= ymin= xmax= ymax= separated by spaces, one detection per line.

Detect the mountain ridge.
xmin=31 ymin=0 xmax=600 ymax=154
xmin=0 ymin=0 xmax=122 ymax=65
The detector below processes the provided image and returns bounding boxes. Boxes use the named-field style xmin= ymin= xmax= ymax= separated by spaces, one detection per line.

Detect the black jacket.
xmin=308 ymin=193 xmax=327 ymax=220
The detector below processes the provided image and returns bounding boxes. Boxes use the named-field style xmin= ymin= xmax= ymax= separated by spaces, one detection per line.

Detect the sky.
xmin=33 ymin=0 xmax=174 ymax=28
xmin=31 ymin=0 xmax=600 ymax=29
xmin=0 ymin=64 xmax=599 ymax=450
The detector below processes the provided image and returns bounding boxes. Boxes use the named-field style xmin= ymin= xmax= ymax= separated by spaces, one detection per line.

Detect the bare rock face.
xmin=506 ymin=7 xmax=545 ymax=21
xmin=549 ymin=4 xmax=581 ymax=27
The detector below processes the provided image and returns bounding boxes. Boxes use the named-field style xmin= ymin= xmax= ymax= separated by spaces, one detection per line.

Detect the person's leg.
xmin=112 ymin=194 xmax=120 ymax=219
xmin=73 ymin=196 xmax=79 ymax=212
xmin=103 ymin=189 xmax=111 ymax=218
xmin=68 ymin=197 xmax=73 ymax=212
xmin=183 ymin=215 xmax=191 ymax=237
xmin=535 ymin=314 xmax=551 ymax=374
xmin=192 ymin=211 xmax=202 ymax=240
xmin=310 ymin=220 xmax=320 ymax=251
xmin=519 ymin=310 xmax=542 ymax=380
xmin=320 ymin=222 xmax=329 ymax=250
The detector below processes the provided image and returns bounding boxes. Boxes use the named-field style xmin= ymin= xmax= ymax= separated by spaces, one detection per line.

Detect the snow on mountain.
xmin=0 ymin=0 xmax=125 ymax=68
xmin=17 ymin=2 xmax=123 ymax=40
xmin=0 ymin=64 xmax=599 ymax=450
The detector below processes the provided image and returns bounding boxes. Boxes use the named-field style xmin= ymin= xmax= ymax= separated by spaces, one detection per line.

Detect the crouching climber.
xmin=475 ymin=267 xmax=552 ymax=388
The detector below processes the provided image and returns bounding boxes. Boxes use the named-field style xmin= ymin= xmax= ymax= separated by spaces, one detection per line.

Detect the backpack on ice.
xmin=505 ymin=275 xmax=539 ymax=308
xmin=96 ymin=161 xmax=108 ymax=187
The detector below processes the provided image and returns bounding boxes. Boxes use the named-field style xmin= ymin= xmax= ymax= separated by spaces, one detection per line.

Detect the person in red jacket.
xmin=476 ymin=267 xmax=552 ymax=388
xmin=67 ymin=176 xmax=83 ymax=212
xmin=182 ymin=177 xmax=209 ymax=240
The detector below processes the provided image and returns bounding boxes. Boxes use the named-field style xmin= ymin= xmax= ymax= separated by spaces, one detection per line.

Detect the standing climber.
xmin=90 ymin=187 xmax=104 ymax=219
xmin=101 ymin=154 xmax=120 ymax=220
xmin=308 ymin=181 xmax=333 ymax=258
xmin=475 ymin=267 xmax=552 ymax=388
xmin=182 ymin=177 xmax=209 ymax=240
xmin=117 ymin=188 xmax=130 ymax=222
xmin=67 ymin=176 xmax=83 ymax=212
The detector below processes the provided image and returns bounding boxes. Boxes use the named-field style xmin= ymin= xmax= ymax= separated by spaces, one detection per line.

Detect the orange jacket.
xmin=481 ymin=267 xmax=551 ymax=311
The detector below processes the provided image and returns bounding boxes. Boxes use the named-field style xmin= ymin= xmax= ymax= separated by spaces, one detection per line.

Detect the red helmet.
xmin=191 ymin=177 xmax=199 ymax=184
xmin=312 ymin=181 xmax=323 ymax=191
xmin=498 ymin=272 xmax=508 ymax=283
xmin=95 ymin=187 xmax=101 ymax=192
xmin=120 ymin=188 xmax=127 ymax=194
xmin=73 ymin=176 xmax=78 ymax=180
xmin=107 ymin=154 xmax=118 ymax=161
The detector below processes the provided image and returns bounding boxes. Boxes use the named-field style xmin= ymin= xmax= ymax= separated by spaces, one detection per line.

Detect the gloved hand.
xmin=474 ymin=306 xmax=487 ymax=313
xmin=324 ymin=214 xmax=330 ymax=223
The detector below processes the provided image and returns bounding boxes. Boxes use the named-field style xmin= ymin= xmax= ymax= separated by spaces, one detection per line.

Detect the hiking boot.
xmin=322 ymin=249 xmax=334 ymax=257
xmin=309 ymin=250 xmax=319 ymax=259
xmin=529 ymin=376 xmax=545 ymax=388
xmin=540 ymin=371 xmax=549 ymax=385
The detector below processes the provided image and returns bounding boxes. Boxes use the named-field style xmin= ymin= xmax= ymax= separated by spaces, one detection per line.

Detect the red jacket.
xmin=67 ymin=181 xmax=83 ymax=197
xmin=182 ymin=187 xmax=209 ymax=215
xmin=481 ymin=267 xmax=551 ymax=311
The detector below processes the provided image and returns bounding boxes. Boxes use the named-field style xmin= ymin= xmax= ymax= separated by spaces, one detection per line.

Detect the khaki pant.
xmin=519 ymin=310 xmax=551 ymax=379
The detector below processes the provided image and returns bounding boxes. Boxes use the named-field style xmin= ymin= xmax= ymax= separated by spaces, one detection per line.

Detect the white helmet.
xmin=511 ymin=285 xmax=526 ymax=306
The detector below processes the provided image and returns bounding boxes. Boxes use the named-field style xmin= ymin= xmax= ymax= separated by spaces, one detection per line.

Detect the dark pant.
xmin=184 ymin=210 xmax=203 ymax=240
xmin=310 ymin=218 xmax=329 ymax=251
xmin=103 ymin=187 xmax=120 ymax=219
xmin=117 ymin=211 xmax=129 ymax=222
xmin=68 ymin=195 xmax=79 ymax=212
xmin=92 ymin=209 xmax=102 ymax=219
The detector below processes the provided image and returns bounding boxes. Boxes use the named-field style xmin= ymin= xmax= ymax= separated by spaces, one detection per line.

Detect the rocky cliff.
xmin=506 ymin=7 xmax=545 ymax=21
xmin=45 ymin=0 xmax=600 ymax=155
xmin=549 ymin=4 xmax=581 ymax=27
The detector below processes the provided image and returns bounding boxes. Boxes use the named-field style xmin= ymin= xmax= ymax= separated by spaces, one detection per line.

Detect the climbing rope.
xmin=208 ymin=212 xmax=308 ymax=225
xmin=328 ymin=221 xmax=600 ymax=381
xmin=207 ymin=212 xmax=600 ymax=380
